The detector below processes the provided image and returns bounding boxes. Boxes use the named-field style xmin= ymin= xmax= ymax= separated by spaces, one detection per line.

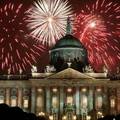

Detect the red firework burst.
xmin=74 ymin=0 xmax=120 ymax=73
xmin=0 ymin=2 xmax=46 ymax=74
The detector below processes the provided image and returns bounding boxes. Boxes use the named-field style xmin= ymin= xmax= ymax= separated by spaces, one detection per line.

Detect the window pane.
xmin=96 ymin=96 xmax=102 ymax=109
xmin=11 ymin=98 xmax=17 ymax=106
xmin=67 ymin=96 xmax=73 ymax=105
xmin=52 ymin=96 xmax=58 ymax=108
xmin=81 ymin=95 xmax=87 ymax=108
xmin=37 ymin=96 xmax=44 ymax=108
xmin=110 ymin=98 xmax=115 ymax=108
xmin=23 ymin=99 xmax=29 ymax=108
xmin=0 ymin=96 xmax=4 ymax=104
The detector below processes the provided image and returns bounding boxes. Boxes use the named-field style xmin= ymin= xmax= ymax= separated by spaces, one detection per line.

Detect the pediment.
xmin=47 ymin=68 xmax=94 ymax=79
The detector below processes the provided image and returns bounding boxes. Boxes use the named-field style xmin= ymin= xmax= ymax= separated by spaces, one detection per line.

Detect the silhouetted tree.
xmin=0 ymin=103 xmax=45 ymax=120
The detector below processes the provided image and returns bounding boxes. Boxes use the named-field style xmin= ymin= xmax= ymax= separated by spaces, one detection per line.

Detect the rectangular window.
xmin=11 ymin=98 xmax=17 ymax=106
xmin=96 ymin=96 xmax=103 ymax=109
xmin=52 ymin=96 xmax=58 ymax=108
xmin=110 ymin=98 xmax=115 ymax=108
xmin=67 ymin=96 xmax=73 ymax=105
xmin=0 ymin=96 xmax=4 ymax=104
xmin=23 ymin=99 xmax=29 ymax=108
xmin=37 ymin=96 xmax=43 ymax=108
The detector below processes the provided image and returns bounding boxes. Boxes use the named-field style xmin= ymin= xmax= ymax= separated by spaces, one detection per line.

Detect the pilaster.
xmin=31 ymin=87 xmax=36 ymax=113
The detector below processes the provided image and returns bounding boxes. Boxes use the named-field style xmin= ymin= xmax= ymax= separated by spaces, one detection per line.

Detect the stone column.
xmin=6 ymin=88 xmax=10 ymax=105
xmin=103 ymin=87 xmax=109 ymax=115
xmin=75 ymin=87 xmax=80 ymax=115
xmin=93 ymin=87 xmax=96 ymax=111
xmin=46 ymin=87 xmax=51 ymax=114
xmin=79 ymin=87 xmax=81 ymax=115
xmin=108 ymin=88 xmax=116 ymax=114
xmin=88 ymin=87 xmax=93 ymax=112
xmin=18 ymin=88 xmax=22 ymax=108
xmin=31 ymin=87 xmax=36 ymax=113
xmin=60 ymin=87 xmax=64 ymax=114
xmin=117 ymin=88 xmax=120 ymax=113
xmin=92 ymin=87 xmax=96 ymax=120
xmin=42 ymin=90 xmax=45 ymax=112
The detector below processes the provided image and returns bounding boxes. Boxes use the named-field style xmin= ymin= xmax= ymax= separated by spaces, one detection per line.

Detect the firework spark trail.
xmin=26 ymin=0 xmax=72 ymax=46
xmin=0 ymin=2 xmax=46 ymax=74
xmin=74 ymin=0 xmax=120 ymax=72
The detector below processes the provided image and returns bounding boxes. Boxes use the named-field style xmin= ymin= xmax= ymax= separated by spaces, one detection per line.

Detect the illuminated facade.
xmin=0 ymin=69 xmax=120 ymax=120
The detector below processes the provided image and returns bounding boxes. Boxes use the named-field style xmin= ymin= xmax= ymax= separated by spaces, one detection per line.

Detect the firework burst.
xmin=26 ymin=0 xmax=72 ymax=46
xmin=74 ymin=0 xmax=120 ymax=72
xmin=0 ymin=2 xmax=46 ymax=74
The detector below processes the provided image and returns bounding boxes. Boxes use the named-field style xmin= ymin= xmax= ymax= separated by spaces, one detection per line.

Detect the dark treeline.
xmin=0 ymin=104 xmax=48 ymax=120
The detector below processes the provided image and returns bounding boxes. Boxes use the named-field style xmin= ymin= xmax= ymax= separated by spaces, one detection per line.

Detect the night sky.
xmin=0 ymin=0 xmax=120 ymax=74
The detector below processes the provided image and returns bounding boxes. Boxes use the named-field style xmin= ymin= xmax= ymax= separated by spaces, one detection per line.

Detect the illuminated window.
xmin=81 ymin=95 xmax=87 ymax=108
xmin=0 ymin=89 xmax=5 ymax=104
xmin=23 ymin=99 xmax=29 ymax=108
xmin=96 ymin=96 xmax=103 ymax=109
xmin=67 ymin=88 xmax=72 ymax=93
xmin=0 ymin=96 xmax=4 ymax=104
xmin=52 ymin=88 xmax=58 ymax=93
xmin=37 ymin=96 xmax=44 ymax=108
xmin=52 ymin=96 xmax=58 ymax=108
xmin=37 ymin=88 xmax=43 ymax=93
xmin=36 ymin=88 xmax=45 ymax=114
xmin=23 ymin=88 xmax=30 ymax=110
xmin=110 ymin=98 xmax=115 ymax=108
xmin=97 ymin=112 xmax=103 ymax=119
xmin=97 ymin=88 xmax=101 ymax=92
xmin=10 ymin=88 xmax=17 ymax=107
xmin=11 ymin=96 xmax=17 ymax=106
xmin=67 ymin=96 xmax=73 ymax=105
xmin=81 ymin=88 xmax=87 ymax=92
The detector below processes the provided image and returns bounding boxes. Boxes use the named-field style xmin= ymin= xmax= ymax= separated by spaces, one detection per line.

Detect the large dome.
xmin=52 ymin=34 xmax=84 ymax=49
xmin=50 ymin=34 xmax=88 ymax=72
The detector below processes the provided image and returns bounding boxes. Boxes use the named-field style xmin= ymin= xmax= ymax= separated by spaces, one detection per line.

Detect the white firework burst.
xmin=26 ymin=0 xmax=73 ymax=46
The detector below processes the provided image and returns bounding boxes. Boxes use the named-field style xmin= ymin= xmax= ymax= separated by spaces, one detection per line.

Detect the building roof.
xmin=51 ymin=34 xmax=85 ymax=49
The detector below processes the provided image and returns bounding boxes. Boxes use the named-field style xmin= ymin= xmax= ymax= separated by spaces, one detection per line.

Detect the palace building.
xmin=0 ymin=19 xmax=120 ymax=120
